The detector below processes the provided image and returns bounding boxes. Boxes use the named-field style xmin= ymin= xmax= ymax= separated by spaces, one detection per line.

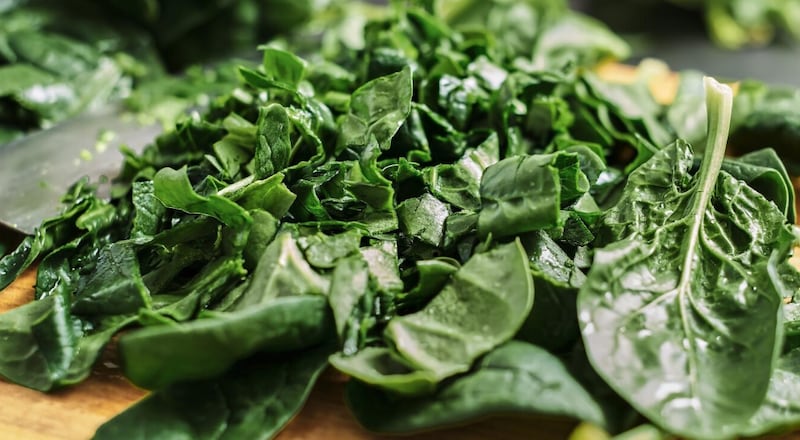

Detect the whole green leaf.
xmin=95 ymin=343 xmax=333 ymax=440
xmin=120 ymin=295 xmax=332 ymax=389
xmin=346 ymin=341 xmax=607 ymax=433
xmin=579 ymin=79 xmax=791 ymax=438
xmin=385 ymin=239 xmax=533 ymax=380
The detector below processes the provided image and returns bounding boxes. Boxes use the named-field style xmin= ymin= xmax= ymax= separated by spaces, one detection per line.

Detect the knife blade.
xmin=0 ymin=108 xmax=161 ymax=234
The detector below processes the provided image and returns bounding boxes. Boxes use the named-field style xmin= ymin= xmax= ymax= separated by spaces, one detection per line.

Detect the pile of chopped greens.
xmin=2 ymin=1 xmax=800 ymax=439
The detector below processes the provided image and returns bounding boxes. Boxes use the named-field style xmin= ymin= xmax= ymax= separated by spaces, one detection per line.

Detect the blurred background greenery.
xmin=575 ymin=0 xmax=800 ymax=86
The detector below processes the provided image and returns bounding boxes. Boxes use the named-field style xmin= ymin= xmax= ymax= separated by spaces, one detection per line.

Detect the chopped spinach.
xmin=0 ymin=1 xmax=799 ymax=439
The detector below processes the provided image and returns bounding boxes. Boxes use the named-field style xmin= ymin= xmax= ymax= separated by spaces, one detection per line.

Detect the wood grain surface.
xmin=0 ymin=266 xmax=580 ymax=440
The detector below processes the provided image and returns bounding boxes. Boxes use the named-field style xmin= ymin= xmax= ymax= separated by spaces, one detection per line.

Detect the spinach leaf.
xmin=424 ymin=131 xmax=499 ymax=211
xmin=260 ymin=46 xmax=307 ymax=92
xmin=228 ymin=173 xmax=296 ymax=219
xmin=120 ymin=295 xmax=332 ymax=389
xmin=720 ymin=148 xmax=796 ymax=223
xmin=0 ymin=294 xmax=133 ymax=391
xmin=741 ymin=348 xmax=800 ymax=437
xmin=395 ymin=258 xmax=460 ymax=312
xmin=729 ymin=82 xmax=800 ymax=174
xmin=156 ymin=256 xmax=247 ymax=322
xmin=667 ymin=70 xmax=707 ymax=146
xmin=298 ymin=229 xmax=362 ymax=269
xmin=397 ymin=193 xmax=451 ymax=247
xmin=242 ymin=210 xmax=279 ymax=269
xmin=328 ymin=254 xmax=370 ymax=341
xmin=337 ymin=66 xmax=413 ymax=151
xmin=153 ymin=166 xmax=252 ymax=230
xmin=0 ymin=297 xmax=73 ymax=391
xmin=95 ymin=343 xmax=333 ymax=440
xmin=8 ymin=2 xmax=796 ymax=439
xmin=329 ymin=346 xmax=438 ymax=396
xmin=346 ymin=341 xmax=607 ymax=432
xmin=71 ymin=242 xmax=151 ymax=316
xmin=255 ymin=104 xmax=292 ymax=179
xmin=478 ymin=150 xmax=593 ymax=239
xmin=0 ymin=183 xmax=105 ymax=290
xmin=531 ymin=12 xmax=630 ymax=70
xmin=385 ymin=239 xmax=533 ymax=381
xmin=290 ymin=159 xmax=398 ymax=234
xmin=360 ymin=240 xmax=404 ymax=293
xmin=232 ymin=232 xmax=328 ymax=310
xmin=131 ymin=181 xmax=167 ymax=239
xmin=579 ymin=78 xmax=794 ymax=438
xmin=516 ymin=230 xmax=584 ymax=353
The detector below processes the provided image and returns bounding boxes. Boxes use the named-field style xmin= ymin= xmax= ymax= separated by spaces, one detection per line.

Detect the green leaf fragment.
xmin=386 ymin=239 xmax=533 ymax=381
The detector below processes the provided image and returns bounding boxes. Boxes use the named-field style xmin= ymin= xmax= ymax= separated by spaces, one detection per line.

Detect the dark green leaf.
xmin=131 ymin=181 xmax=166 ymax=239
xmin=397 ymin=193 xmax=451 ymax=247
xmin=255 ymin=104 xmax=292 ymax=179
xmin=330 ymin=347 xmax=438 ymax=396
xmin=72 ymin=242 xmax=151 ymax=316
xmin=338 ymin=66 xmax=413 ymax=151
xmin=120 ymin=295 xmax=332 ymax=389
xmin=579 ymin=80 xmax=791 ymax=438
xmin=385 ymin=239 xmax=533 ymax=381
xmin=346 ymin=341 xmax=607 ymax=432
xmin=478 ymin=151 xmax=591 ymax=239
xmin=232 ymin=232 xmax=328 ymax=310
xmin=260 ymin=46 xmax=307 ymax=91
xmin=95 ymin=343 xmax=333 ymax=440
xmin=153 ymin=166 xmax=252 ymax=230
